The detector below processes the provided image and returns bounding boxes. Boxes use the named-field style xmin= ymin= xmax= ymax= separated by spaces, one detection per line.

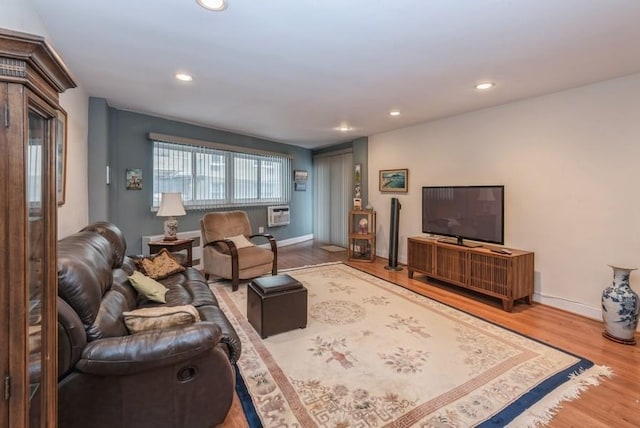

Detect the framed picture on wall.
xmin=294 ymin=170 xmax=308 ymax=182
xmin=379 ymin=168 xmax=408 ymax=193
xmin=354 ymin=163 xmax=362 ymax=198
xmin=126 ymin=168 xmax=143 ymax=190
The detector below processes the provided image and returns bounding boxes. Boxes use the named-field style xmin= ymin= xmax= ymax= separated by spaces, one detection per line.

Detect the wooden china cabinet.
xmin=0 ymin=29 xmax=75 ymax=428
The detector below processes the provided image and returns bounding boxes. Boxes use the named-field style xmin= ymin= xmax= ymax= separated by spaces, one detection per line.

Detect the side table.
xmin=148 ymin=238 xmax=195 ymax=267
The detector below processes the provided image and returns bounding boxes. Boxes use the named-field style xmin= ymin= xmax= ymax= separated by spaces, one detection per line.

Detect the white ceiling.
xmin=32 ymin=0 xmax=640 ymax=149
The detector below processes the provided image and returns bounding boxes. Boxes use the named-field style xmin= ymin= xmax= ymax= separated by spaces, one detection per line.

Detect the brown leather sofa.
xmin=56 ymin=222 xmax=241 ymax=428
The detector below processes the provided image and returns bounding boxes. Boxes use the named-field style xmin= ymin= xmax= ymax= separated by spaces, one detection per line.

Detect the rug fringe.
xmin=507 ymin=365 xmax=613 ymax=427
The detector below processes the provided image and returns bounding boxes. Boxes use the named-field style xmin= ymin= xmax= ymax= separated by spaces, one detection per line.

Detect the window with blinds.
xmin=152 ymin=140 xmax=291 ymax=209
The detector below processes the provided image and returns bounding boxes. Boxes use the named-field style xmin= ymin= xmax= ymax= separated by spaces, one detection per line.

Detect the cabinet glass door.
xmin=27 ymin=109 xmax=48 ymax=426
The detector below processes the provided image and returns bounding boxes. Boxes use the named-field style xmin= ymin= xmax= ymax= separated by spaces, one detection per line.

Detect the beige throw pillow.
xmin=138 ymin=248 xmax=185 ymax=279
xmin=128 ymin=271 xmax=168 ymax=303
xmin=123 ymin=305 xmax=201 ymax=334
xmin=225 ymin=234 xmax=255 ymax=249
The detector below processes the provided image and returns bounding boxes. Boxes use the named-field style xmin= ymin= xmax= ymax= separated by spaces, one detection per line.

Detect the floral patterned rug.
xmin=210 ymin=263 xmax=611 ymax=427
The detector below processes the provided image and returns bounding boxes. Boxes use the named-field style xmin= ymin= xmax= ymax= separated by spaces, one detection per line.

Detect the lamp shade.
xmin=157 ymin=192 xmax=186 ymax=217
xmin=477 ymin=188 xmax=496 ymax=202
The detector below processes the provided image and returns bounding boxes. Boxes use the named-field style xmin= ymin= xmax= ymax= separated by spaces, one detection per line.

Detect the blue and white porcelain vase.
xmin=601 ymin=265 xmax=639 ymax=345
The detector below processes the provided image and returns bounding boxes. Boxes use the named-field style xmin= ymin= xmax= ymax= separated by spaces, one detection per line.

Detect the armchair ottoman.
xmin=247 ymin=274 xmax=307 ymax=339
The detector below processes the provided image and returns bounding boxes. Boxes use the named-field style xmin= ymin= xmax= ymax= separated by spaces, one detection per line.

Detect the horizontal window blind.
xmin=152 ymin=140 xmax=291 ymax=210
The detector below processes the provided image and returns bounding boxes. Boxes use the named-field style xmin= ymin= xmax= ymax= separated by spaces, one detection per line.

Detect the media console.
xmin=407 ymin=236 xmax=534 ymax=312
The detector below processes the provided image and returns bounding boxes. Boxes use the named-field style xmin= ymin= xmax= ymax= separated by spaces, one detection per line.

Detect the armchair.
xmin=200 ymin=211 xmax=277 ymax=291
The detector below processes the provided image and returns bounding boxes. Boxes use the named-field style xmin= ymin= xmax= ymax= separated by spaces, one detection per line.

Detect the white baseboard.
xmin=533 ymin=292 xmax=640 ymax=332
xmin=532 ymin=292 xmax=602 ymax=323
xmin=255 ymin=233 xmax=313 ymax=249
xmin=278 ymin=234 xmax=314 ymax=247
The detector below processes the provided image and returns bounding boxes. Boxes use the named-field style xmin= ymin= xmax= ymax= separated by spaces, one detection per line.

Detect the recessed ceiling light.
xmin=336 ymin=125 xmax=352 ymax=132
xmin=175 ymin=73 xmax=193 ymax=82
xmin=196 ymin=0 xmax=227 ymax=11
xmin=389 ymin=110 xmax=401 ymax=116
xmin=475 ymin=82 xmax=495 ymax=90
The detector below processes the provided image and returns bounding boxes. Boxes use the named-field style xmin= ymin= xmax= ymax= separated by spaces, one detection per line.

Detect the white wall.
xmin=57 ymin=90 xmax=89 ymax=237
xmin=1 ymin=0 xmax=90 ymax=237
xmin=369 ymin=73 xmax=640 ymax=322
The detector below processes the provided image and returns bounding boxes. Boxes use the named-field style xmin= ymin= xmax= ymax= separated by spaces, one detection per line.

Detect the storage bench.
xmin=247 ymin=274 xmax=307 ymax=339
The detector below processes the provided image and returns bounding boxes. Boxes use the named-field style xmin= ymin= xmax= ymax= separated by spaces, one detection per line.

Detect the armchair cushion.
xmin=127 ymin=271 xmax=168 ymax=303
xmin=201 ymin=210 xmax=251 ymax=242
xmin=137 ymin=248 xmax=185 ymax=279
xmin=123 ymin=305 xmax=200 ymax=334
xmin=237 ymin=246 xmax=275 ymax=269
xmin=225 ymin=234 xmax=255 ymax=249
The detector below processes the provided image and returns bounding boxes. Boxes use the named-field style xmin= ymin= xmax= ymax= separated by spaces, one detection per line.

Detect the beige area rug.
xmin=320 ymin=245 xmax=347 ymax=252
xmin=211 ymin=263 xmax=611 ymax=427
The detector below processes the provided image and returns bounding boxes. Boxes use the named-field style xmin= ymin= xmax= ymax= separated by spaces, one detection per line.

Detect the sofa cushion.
xmin=138 ymin=248 xmax=185 ymax=279
xmin=128 ymin=271 xmax=168 ymax=303
xmin=123 ymin=305 xmax=201 ymax=334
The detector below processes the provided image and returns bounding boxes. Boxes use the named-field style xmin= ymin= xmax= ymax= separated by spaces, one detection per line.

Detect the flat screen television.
xmin=422 ymin=185 xmax=504 ymax=246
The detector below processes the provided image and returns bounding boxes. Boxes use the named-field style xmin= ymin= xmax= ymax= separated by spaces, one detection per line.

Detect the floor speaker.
xmin=385 ymin=197 xmax=403 ymax=271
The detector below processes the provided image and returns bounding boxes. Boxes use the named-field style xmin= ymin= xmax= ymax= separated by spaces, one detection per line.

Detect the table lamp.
xmin=477 ymin=188 xmax=496 ymax=214
xmin=157 ymin=192 xmax=186 ymax=241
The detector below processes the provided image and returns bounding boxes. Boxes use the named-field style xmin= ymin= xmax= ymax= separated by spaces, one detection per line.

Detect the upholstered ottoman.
xmin=247 ymin=274 xmax=307 ymax=339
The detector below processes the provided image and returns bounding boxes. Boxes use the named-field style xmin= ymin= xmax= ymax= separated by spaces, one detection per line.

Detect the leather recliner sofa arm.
xmin=76 ymin=322 xmax=222 ymax=376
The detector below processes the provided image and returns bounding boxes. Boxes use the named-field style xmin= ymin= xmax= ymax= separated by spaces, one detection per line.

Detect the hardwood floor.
xmin=218 ymin=240 xmax=640 ymax=427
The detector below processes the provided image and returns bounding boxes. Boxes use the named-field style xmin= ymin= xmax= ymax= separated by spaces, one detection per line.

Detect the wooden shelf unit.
xmin=348 ymin=210 xmax=376 ymax=262
xmin=407 ymin=236 xmax=534 ymax=311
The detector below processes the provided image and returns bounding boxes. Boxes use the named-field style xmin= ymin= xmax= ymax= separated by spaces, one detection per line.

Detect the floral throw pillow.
xmin=138 ymin=248 xmax=185 ymax=279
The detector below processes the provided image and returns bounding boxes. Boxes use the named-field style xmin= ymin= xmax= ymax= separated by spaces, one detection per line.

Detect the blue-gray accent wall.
xmin=88 ymin=98 xmax=314 ymax=254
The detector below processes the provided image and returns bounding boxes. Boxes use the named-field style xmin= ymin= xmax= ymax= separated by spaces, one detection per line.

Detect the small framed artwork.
xmin=294 ymin=182 xmax=307 ymax=191
xmin=379 ymin=168 xmax=408 ymax=193
xmin=354 ymin=163 xmax=361 ymax=198
xmin=126 ymin=168 xmax=143 ymax=190
xmin=56 ymin=109 xmax=67 ymax=206
xmin=294 ymin=170 xmax=308 ymax=182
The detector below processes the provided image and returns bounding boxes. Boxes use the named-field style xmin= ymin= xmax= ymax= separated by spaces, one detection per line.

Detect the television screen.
xmin=422 ymin=185 xmax=504 ymax=245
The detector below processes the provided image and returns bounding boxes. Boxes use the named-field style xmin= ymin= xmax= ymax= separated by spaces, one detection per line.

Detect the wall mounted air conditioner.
xmin=267 ymin=205 xmax=290 ymax=227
